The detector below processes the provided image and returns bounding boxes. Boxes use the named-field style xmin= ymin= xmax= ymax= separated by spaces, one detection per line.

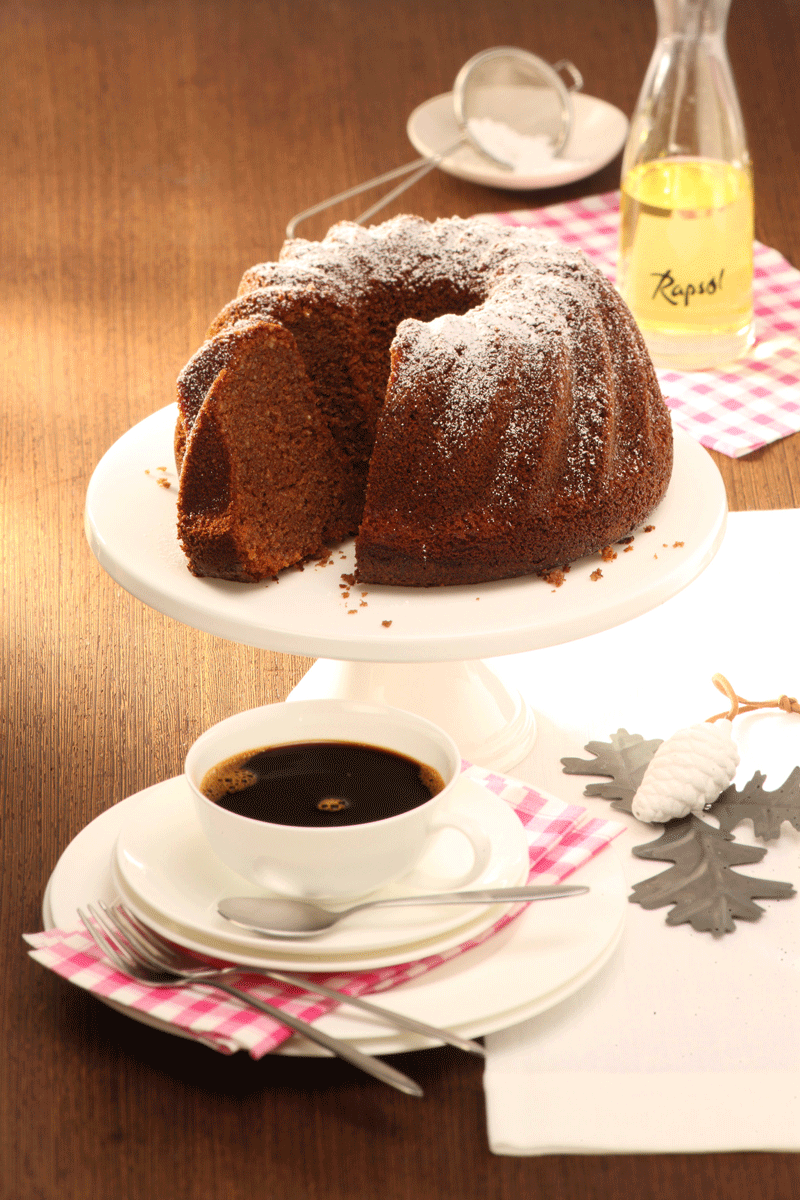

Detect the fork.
xmin=103 ymin=901 xmax=485 ymax=1058
xmin=78 ymin=902 xmax=423 ymax=1097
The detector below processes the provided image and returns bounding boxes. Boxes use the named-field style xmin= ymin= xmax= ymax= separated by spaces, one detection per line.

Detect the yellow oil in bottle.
xmin=619 ymin=157 xmax=754 ymax=369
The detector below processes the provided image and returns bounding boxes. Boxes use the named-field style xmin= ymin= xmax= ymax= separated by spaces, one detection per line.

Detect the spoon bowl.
xmin=218 ymin=883 xmax=589 ymax=939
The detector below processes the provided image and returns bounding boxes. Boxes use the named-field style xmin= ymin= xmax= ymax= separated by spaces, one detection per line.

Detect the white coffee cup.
xmin=185 ymin=698 xmax=492 ymax=902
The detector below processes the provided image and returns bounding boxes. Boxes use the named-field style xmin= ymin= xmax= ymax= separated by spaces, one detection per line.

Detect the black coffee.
xmin=200 ymin=741 xmax=445 ymax=827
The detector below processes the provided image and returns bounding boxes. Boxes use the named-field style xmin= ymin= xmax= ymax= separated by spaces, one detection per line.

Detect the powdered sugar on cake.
xmin=174 ymin=214 xmax=672 ymax=587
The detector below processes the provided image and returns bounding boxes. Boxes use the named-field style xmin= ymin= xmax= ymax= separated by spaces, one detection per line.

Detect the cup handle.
xmin=402 ymin=812 xmax=493 ymax=892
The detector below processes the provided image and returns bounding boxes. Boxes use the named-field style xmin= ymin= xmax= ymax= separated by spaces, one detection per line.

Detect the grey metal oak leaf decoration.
xmin=561 ymin=729 xmax=663 ymax=814
xmin=631 ymin=814 xmax=796 ymax=935
xmin=711 ymin=767 xmax=800 ymax=840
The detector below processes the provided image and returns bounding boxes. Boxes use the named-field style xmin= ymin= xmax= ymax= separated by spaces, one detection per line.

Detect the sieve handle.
xmin=285 ymin=138 xmax=463 ymax=238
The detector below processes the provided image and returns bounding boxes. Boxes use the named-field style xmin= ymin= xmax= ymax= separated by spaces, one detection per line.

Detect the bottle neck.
xmin=655 ymin=0 xmax=732 ymax=39
xmin=622 ymin=0 xmax=748 ymax=175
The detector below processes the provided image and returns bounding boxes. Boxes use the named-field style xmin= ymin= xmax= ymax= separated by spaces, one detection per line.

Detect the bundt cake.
xmin=175 ymin=214 xmax=673 ymax=587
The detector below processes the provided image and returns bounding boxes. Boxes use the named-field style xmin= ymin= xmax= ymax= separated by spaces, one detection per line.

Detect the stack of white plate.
xmin=44 ymin=774 xmax=627 ymax=1055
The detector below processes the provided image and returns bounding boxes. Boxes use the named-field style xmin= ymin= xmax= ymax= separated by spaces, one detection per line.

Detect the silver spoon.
xmin=218 ymin=884 xmax=589 ymax=939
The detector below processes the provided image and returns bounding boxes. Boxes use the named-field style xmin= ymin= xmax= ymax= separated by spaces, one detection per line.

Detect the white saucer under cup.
xmin=113 ymin=773 xmax=530 ymax=969
xmin=44 ymin=779 xmax=627 ymax=1054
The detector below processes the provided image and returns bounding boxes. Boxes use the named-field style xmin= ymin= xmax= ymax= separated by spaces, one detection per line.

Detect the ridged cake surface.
xmin=175 ymin=215 xmax=673 ymax=586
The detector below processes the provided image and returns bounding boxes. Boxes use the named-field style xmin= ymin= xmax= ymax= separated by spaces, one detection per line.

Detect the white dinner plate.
xmin=111 ymin=775 xmax=530 ymax=970
xmin=406 ymin=91 xmax=629 ymax=190
xmin=43 ymin=790 xmax=627 ymax=1055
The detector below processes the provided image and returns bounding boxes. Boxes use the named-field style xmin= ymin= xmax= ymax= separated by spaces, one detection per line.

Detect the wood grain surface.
xmin=3 ymin=1 xmax=799 ymax=1197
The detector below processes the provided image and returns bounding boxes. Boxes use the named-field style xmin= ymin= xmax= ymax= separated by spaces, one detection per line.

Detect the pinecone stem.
xmin=707 ymin=673 xmax=800 ymax=723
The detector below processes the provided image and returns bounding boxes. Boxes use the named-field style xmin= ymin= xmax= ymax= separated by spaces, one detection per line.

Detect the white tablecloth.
xmin=483 ymin=508 xmax=800 ymax=1155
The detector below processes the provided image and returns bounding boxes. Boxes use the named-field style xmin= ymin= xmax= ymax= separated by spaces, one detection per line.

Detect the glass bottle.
xmin=618 ymin=0 xmax=754 ymax=370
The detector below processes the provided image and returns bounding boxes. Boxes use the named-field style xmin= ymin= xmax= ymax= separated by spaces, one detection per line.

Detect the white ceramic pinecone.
xmin=631 ymin=719 xmax=740 ymax=824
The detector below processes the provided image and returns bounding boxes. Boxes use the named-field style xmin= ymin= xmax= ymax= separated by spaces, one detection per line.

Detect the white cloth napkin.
xmin=483 ymin=508 xmax=800 ymax=1155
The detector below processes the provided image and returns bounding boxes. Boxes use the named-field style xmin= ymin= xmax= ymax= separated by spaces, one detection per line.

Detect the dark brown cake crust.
xmin=175 ymin=215 xmax=673 ymax=587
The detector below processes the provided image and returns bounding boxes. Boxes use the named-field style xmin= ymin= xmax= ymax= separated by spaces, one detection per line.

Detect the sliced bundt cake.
xmin=175 ymin=215 xmax=673 ymax=586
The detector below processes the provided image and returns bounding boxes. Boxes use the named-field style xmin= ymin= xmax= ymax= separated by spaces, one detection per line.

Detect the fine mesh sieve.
xmin=454 ymin=48 xmax=581 ymax=166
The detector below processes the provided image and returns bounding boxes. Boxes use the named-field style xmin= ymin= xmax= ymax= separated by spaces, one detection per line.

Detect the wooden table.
xmin=4 ymin=1 xmax=799 ymax=1196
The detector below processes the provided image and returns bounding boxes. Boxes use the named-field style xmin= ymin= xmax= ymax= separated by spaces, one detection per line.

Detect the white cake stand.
xmin=85 ymin=404 xmax=727 ymax=769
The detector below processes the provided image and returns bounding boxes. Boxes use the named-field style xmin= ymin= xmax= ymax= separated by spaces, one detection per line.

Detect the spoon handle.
xmin=355 ymin=883 xmax=589 ymax=911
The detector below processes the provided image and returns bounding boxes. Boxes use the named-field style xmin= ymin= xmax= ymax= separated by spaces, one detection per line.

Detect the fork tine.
xmin=87 ymin=902 xmax=135 ymax=955
xmin=109 ymin=904 xmax=193 ymax=971
xmin=87 ymin=902 xmax=161 ymax=975
xmin=78 ymin=906 xmax=137 ymax=975
xmin=98 ymin=902 xmax=176 ymax=971
xmin=118 ymin=906 xmax=178 ymax=948
xmin=112 ymin=906 xmax=237 ymax=981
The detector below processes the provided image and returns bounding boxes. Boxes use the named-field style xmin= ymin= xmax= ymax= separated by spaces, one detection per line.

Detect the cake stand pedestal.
xmin=287 ymin=658 xmax=536 ymax=771
xmin=85 ymin=405 xmax=727 ymax=770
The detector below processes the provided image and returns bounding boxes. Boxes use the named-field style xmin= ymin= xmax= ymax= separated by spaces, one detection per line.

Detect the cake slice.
xmin=176 ymin=320 xmax=343 ymax=581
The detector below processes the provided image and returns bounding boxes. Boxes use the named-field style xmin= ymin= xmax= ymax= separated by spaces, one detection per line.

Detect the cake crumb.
xmin=590 ymin=568 xmax=603 ymax=581
xmin=624 ymin=545 xmax=633 ymax=553
xmin=644 ymin=525 xmax=655 ymax=533
xmin=673 ymin=541 xmax=684 ymax=548
xmin=600 ymin=546 xmax=617 ymax=562
xmin=157 ymin=466 xmax=167 ymax=471
xmin=542 ymin=568 xmax=566 ymax=587
xmin=341 ymin=573 xmax=357 ymax=586
xmin=348 ymin=609 xmax=358 ymax=615
xmin=156 ymin=477 xmax=171 ymax=489
xmin=382 ymin=620 xmax=392 ymax=628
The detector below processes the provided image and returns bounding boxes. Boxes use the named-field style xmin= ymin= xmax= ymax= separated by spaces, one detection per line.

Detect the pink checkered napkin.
xmin=487 ymin=192 xmax=800 ymax=458
xmin=25 ymin=766 xmax=623 ymax=1059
